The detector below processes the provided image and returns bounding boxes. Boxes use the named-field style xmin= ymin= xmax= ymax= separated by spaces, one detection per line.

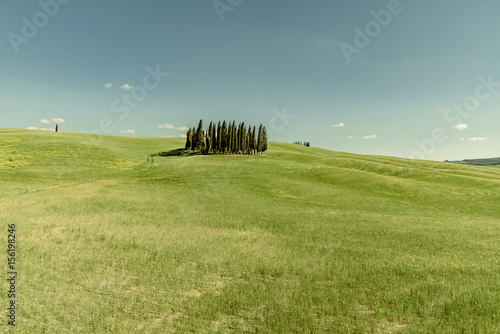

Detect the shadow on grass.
xmin=150 ymin=149 xmax=262 ymax=159
xmin=151 ymin=148 xmax=195 ymax=157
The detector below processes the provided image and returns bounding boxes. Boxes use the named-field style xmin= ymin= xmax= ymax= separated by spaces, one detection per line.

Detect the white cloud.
xmin=157 ymin=123 xmax=189 ymax=131
xmin=155 ymin=134 xmax=187 ymax=138
xmin=460 ymin=138 xmax=465 ymax=141
xmin=468 ymin=137 xmax=487 ymax=141
xmin=117 ymin=129 xmax=136 ymax=134
xmin=455 ymin=123 xmax=468 ymax=131
xmin=332 ymin=122 xmax=345 ymax=127
xmin=104 ymin=83 xmax=113 ymax=88
xmin=347 ymin=136 xmax=354 ymax=139
xmin=362 ymin=135 xmax=377 ymax=139
xmin=120 ymin=84 xmax=134 ymax=90
xmin=26 ymin=127 xmax=53 ymax=131
xmin=40 ymin=118 xmax=65 ymax=124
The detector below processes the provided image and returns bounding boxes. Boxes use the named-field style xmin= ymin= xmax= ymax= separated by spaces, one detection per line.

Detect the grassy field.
xmin=1 ymin=129 xmax=500 ymax=333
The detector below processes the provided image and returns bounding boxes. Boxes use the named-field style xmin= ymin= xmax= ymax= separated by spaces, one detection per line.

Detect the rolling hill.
xmin=1 ymin=129 xmax=500 ymax=333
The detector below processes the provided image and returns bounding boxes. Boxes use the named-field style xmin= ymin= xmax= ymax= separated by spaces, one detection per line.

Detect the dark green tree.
xmin=191 ymin=127 xmax=197 ymax=150
xmin=205 ymin=131 xmax=211 ymax=155
xmin=221 ymin=121 xmax=228 ymax=153
xmin=228 ymin=122 xmax=233 ymax=154
xmin=252 ymin=126 xmax=257 ymax=155
xmin=211 ymin=122 xmax=217 ymax=152
xmin=216 ymin=121 xmax=222 ymax=153
xmin=262 ymin=126 xmax=268 ymax=152
xmin=247 ymin=125 xmax=252 ymax=155
xmin=185 ymin=128 xmax=192 ymax=150
xmin=241 ymin=125 xmax=247 ymax=154
xmin=237 ymin=123 xmax=242 ymax=153
xmin=257 ymin=125 xmax=262 ymax=154
xmin=196 ymin=120 xmax=205 ymax=152
xmin=238 ymin=122 xmax=245 ymax=153
xmin=207 ymin=122 xmax=213 ymax=154
xmin=231 ymin=121 xmax=237 ymax=153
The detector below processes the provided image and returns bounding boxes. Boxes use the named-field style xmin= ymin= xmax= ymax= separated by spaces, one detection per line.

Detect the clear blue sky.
xmin=1 ymin=0 xmax=499 ymax=160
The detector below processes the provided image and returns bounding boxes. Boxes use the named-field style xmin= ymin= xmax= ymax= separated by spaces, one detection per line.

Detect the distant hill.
xmin=447 ymin=157 xmax=500 ymax=167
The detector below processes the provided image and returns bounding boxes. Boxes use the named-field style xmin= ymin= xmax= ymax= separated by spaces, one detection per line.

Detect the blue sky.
xmin=1 ymin=0 xmax=499 ymax=161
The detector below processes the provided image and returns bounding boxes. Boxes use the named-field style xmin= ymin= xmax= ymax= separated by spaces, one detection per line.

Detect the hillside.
xmin=448 ymin=156 xmax=500 ymax=167
xmin=1 ymin=129 xmax=500 ymax=333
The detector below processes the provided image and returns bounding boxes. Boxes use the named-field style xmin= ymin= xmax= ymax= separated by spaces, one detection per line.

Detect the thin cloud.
xmin=332 ymin=122 xmax=345 ymax=127
xmin=41 ymin=118 xmax=65 ymax=124
xmin=27 ymin=127 xmax=53 ymax=131
xmin=347 ymin=136 xmax=354 ymax=139
xmin=157 ymin=123 xmax=189 ymax=131
xmin=362 ymin=135 xmax=377 ymax=139
xmin=120 ymin=84 xmax=134 ymax=90
xmin=117 ymin=129 xmax=136 ymax=134
xmin=468 ymin=137 xmax=487 ymax=141
xmin=155 ymin=134 xmax=187 ymax=138
xmin=455 ymin=124 xmax=468 ymax=131
xmin=104 ymin=83 xmax=113 ymax=88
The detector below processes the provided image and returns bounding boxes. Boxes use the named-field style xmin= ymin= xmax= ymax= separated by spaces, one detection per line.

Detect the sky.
xmin=1 ymin=0 xmax=499 ymax=161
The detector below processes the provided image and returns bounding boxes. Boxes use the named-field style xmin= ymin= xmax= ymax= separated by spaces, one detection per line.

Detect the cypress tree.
xmin=262 ymin=126 xmax=268 ymax=152
xmin=228 ymin=122 xmax=233 ymax=154
xmin=196 ymin=120 xmax=205 ymax=152
xmin=247 ymin=125 xmax=252 ymax=155
xmin=236 ymin=123 xmax=241 ymax=153
xmin=207 ymin=122 xmax=213 ymax=154
xmin=216 ymin=121 xmax=221 ymax=152
xmin=211 ymin=122 xmax=216 ymax=152
xmin=205 ymin=131 xmax=211 ymax=154
xmin=221 ymin=121 xmax=228 ymax=153
xmin=252 ymin=126 xmax=257 ymax=155
xmin=229 ymin=122 xmax=232 ymax=153
xmin=257 ymin=125 xmax=262 ymax=154
xmin=55 ymin=124 xmax=59 ymax=132
xmin=232 ymin=121 xmax=237 ymax=153
xmin=185 ymin=128 xmax=192 ymax=150
xmin=241 ymin=125 xmax=247 ymax=154
xmin=191 ymin=127 xmax=197 ymax=150
xmin=239 ymin=122 xmax=245 ymax=153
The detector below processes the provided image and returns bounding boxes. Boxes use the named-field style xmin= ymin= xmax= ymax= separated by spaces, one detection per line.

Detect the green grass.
xmin=2 ymin=129 xmax=500 ymax=333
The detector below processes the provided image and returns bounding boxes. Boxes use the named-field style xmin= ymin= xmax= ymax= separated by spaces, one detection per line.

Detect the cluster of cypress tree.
xmin=185 ymin=120 xmax=267 ymax=155
xmin=294 ymin=141 xmax=310 ymax=147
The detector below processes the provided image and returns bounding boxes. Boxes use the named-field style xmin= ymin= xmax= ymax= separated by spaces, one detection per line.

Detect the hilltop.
xmin=448 ymin=156 xmax=500 ymax=167
xmin=1 ymin=129 xmax=500 ymax=333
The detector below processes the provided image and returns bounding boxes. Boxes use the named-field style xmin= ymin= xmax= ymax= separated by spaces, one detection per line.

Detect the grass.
xmin=1 ymin=129 xmax=500 ymax=333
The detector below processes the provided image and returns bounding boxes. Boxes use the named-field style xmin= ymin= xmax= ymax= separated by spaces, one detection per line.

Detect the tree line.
xmin=185 ymin=120 xmax=268 ymax=155
xmin=293 ymin=141 xmax=310 ymax=147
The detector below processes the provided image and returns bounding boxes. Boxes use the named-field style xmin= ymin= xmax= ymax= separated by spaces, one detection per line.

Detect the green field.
xmin=2 ymin=129 xmax=500 ymax=333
